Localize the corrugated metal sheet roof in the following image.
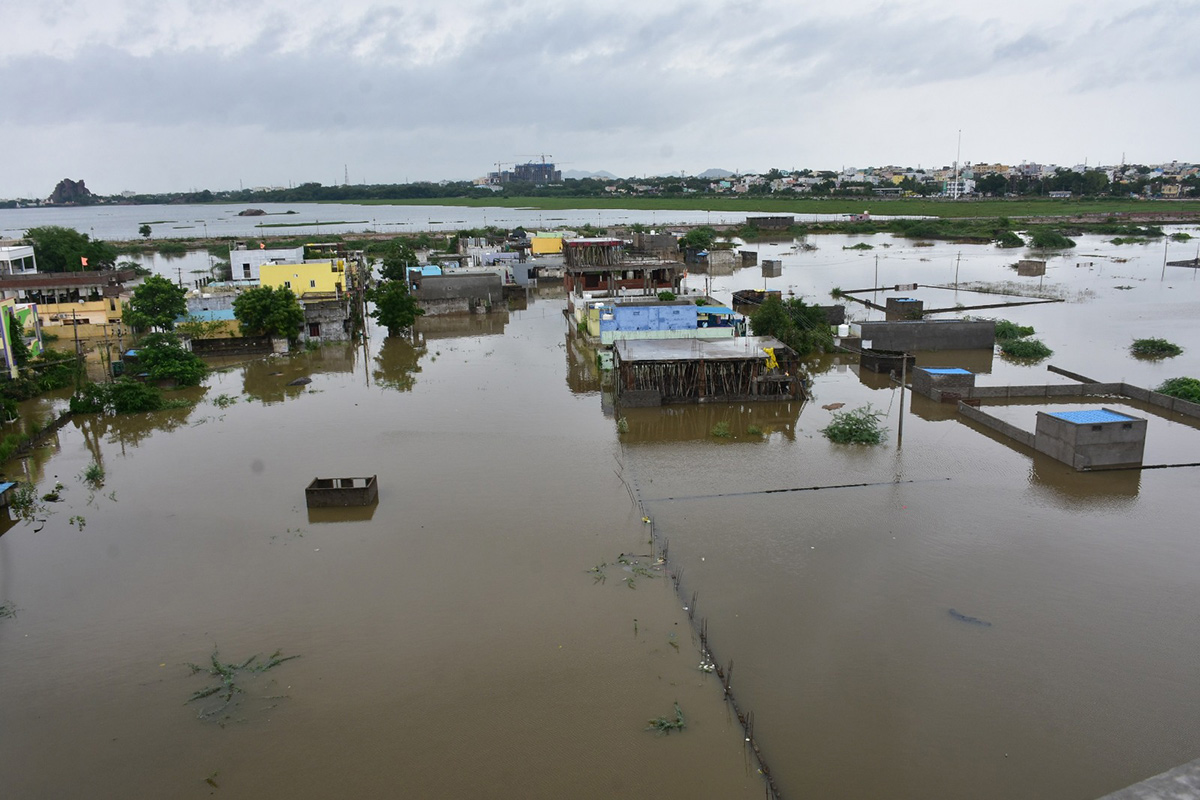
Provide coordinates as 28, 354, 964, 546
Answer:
696, 306, 734, 315
614, 336, 790, 362
1046, 409, 1136, 424
922, 367, 972, 375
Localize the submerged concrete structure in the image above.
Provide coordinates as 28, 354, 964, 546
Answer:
854, 319, 995, 351
1033, 409, 1147, 470
911, 367, 976, 397
613, 336, 802, 407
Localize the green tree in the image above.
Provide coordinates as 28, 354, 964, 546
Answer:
134, 332, 208, 386
139, 224, 152, 239
749, 295, 831, 357
377, 239, 418, 282
232, 286, 305, 338
24, 226, 119, 272
368, 281, 423, 336
678, 226, 717, 252
6, 310, 31, 367
124, 275, 187, 331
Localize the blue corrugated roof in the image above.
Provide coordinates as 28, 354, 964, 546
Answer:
923, 367, 972, 375
697, 306, 734, 315
1047, 409, 1136, 424
177, 309, 235, 322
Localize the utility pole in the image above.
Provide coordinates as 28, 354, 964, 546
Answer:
1161, 236, 1169, 281
897, 354, 907, 449
954, 251, 962, 288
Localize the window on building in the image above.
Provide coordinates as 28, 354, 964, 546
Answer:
308, 322, 321, 338
309, 280, 316, 288
284, 281, 291, 289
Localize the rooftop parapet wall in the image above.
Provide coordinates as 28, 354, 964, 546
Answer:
857, 319, 995, 351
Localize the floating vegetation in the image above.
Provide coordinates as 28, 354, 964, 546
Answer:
68, 515, 86, 531
0, 602, 17, 619
1156, 377, 1200, 404
746, 425, 764, 437
81, 461, 105, 488
710, 421, 732, 438
999, 338, 1053, 361
10, 482, 43, 521
821, 404, 886, 445
42, 481, 64, 502
587, 562, 608, 584
211, 393, 238, 408
616, 416, 629, 434
1130, 338, 1183, 359
646, 702, 686, 735
949, 608, 992, 627
843, 242, 874, 250
185, 648, 300, 722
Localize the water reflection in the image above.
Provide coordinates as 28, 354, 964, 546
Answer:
371, 336, 425, 393
241, 357, 314, 405
1028, 452, 1141, 507
306, 505, 378, 524
564, 331, 603, 395
71, 390, 205, 451
620, 400, 803, 443
412, 311, 508, 341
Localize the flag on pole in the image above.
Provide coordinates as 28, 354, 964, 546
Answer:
80, 256, 88, 267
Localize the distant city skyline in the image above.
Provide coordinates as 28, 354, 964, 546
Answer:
2, 1, 1198, 197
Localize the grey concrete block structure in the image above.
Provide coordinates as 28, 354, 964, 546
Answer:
885, 297, 924, 320
761, 260, 782, 278
912, 367, 976, 398
857, 319, 996, 351
1034, 408, 1147, 469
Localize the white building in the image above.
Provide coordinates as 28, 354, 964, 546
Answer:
228, 244, 306, 282
0, 245, 37, 275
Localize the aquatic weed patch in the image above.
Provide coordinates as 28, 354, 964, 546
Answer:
1130, 338, 1183, 359
646, 702, 686, 735
185, 648, 300, 722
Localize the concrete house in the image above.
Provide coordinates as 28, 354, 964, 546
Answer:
228, 244, 306, 282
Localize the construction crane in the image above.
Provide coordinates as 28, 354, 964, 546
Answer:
517, 153, 554, 166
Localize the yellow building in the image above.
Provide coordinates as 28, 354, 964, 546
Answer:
259, 260, 347, 296
38, 297, 123, 327
531, 233, 565, 255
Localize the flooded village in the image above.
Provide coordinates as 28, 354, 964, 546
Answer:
2, 205, 1200, 799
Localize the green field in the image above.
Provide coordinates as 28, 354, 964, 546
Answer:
344, 195, 1198, 220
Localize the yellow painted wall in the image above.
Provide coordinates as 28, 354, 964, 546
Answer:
38, 298, 123, 327
260, 260, 346, 296
531, 237, 564, 255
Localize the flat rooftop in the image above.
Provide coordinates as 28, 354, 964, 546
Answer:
614, 336, 788, 362
922, 367, 973, 375
1046, 408, 1137, 425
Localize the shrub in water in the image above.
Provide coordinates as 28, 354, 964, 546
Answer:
1156, 377, 1200, 404
1130, 338, 1183, 359
994, 319, 1035, 341
821, 405, 886, 445
999, 338, 1053, 360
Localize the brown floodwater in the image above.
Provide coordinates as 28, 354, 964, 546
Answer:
0, 301, 764, 799
3, 227, 1200, 799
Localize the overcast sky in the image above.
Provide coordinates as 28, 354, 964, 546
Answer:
2, 0, 1197, 196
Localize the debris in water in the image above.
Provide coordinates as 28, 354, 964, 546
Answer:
646, 702, 686, 735
948, 608, 992, 627
286, 377, 312, 386
822, 402, 845, 411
